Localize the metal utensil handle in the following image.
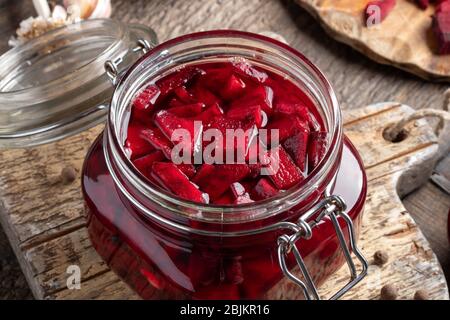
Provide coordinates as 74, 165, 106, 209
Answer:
277, 195, 368, 300
105, 39, 153, 85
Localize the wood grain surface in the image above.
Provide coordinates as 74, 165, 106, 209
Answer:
0, 102, 448, 300
294, 0, 450, 81
0, 0, 449, 298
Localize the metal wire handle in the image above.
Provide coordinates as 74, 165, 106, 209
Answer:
105, 39, 152, 85
277, 195, 368, 300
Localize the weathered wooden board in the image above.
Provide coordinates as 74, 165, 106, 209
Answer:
295, 0, 450, 81
0, 102, 448, 299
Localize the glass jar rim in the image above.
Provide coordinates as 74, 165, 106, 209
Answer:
106, 30, 343, 223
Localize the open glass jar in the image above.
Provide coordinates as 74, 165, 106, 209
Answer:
0, 19, 157, 148
82, 30, 368, 300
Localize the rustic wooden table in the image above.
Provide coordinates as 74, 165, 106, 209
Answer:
0, 0, 449, 297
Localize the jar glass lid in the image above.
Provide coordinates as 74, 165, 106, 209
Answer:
0, 18, 157, 148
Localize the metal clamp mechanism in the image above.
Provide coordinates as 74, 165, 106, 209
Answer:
277, 195, 368, 300
105, 39, 152, 85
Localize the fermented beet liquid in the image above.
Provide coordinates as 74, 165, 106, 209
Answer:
83, 54, 366, 299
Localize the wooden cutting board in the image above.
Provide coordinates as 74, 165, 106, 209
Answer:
0, 102, 448, 300
295, 0, 450, 81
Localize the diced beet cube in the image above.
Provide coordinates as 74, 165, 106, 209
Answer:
197, 65, 232, 94
176, 163, 196, 178
365, 0, 396, 26
132, 151, 165, 179
154, 110, 203, 154
225, 258, 244, 285
192, 164, 215, 182
168, 98, 184, 108
219, 74, 246, 100
151, 162, 208, 203
282, 120, 310, 173
232, 60, 268, 83
191, 84, 221, 107
213, 191, 234, 205
229, 85, 274, 115
415, 0, 429, 10
168, 102, 204, 117
188, 250, 220, 287
230, 182, 254, 204
156, 67, 204, 98
193, 164, 250, 200
193, 103, 224, 124
125, 124, 156, 160
138, 125, 173, 159
274, 103, 320, 132
308, 131, 328, 172
266, 115, 309, 143
250, 178, 279, 200
227, 105, 263, 128
133, 84, 161, 111
174, 86, 195, 103
265, 146, 303, 190
433, 11, 450, 54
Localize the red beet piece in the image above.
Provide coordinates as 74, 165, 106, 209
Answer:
176, 163, 196, 178
187, 250, 220, 287
227, 104, 263, 128
191, 83, 221, 107
230, 182, 254, 204
132, 151, 165, 179
282, 120, 310, 173
125, 124, 156, 160
133, 84, 160, 111
229, 85, 274, 115
193, 164, 250, 200
174, 86, 195, 103
138, 125, 173, 159
213, 191, 235, 205
225, 258, 244, 285
266, 115, 309, 143
415, 0, 429, 10
151, 162, 208, 203
232, 60, 268, 83
219, 74, 246, 100
154, 110, 203, 153
168, 102, 205, 117
251, 178, 279, 200
192, 164, 215, 182
308, 131, 328, 172
193, 103, 224, 123
365, 0, 396, 26
156, 67, 204, 98
274, 103, 320, 132
265, 146, 303, 190
433, 11, 450, 54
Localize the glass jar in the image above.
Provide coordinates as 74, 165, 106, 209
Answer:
0, 19, 157, 148
82, 30, 368, 300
